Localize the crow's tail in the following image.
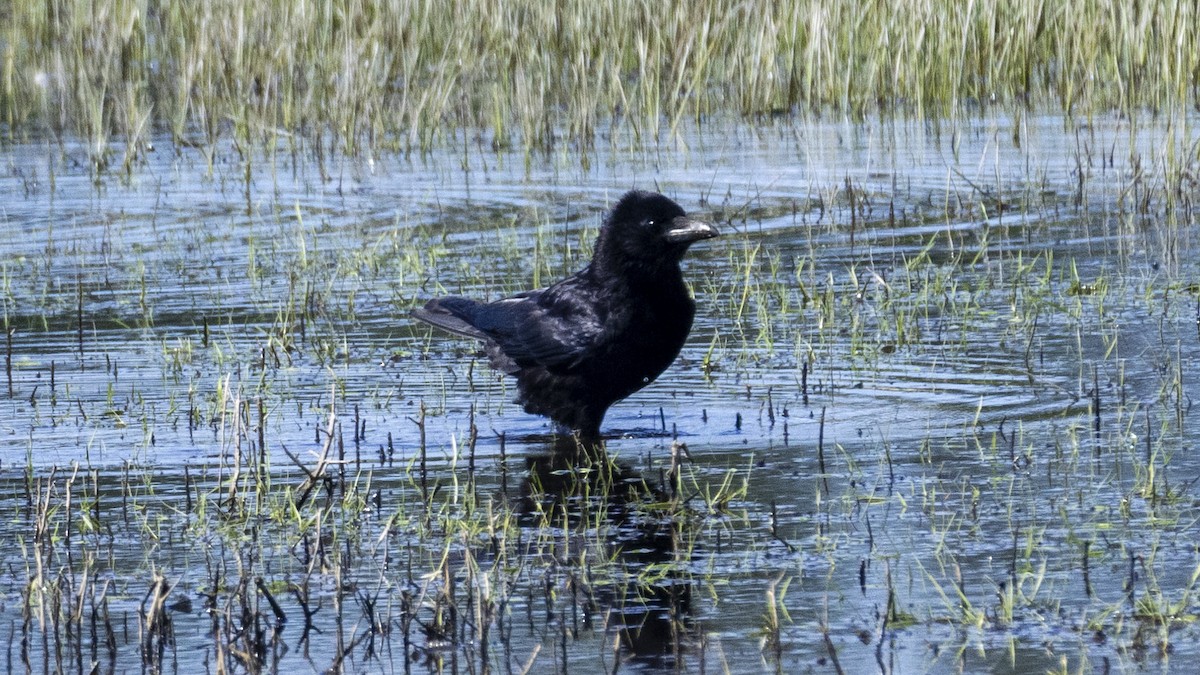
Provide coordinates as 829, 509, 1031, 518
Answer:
411, 297, 489, 340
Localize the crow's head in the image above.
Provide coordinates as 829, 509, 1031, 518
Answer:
594, 190, 718, 275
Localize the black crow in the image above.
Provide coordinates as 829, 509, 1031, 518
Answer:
412, 190, 718, 438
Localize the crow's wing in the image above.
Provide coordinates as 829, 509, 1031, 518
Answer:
471, 282, 605, 373
414, 279, 604, 374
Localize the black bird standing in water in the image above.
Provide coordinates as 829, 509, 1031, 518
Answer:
412, 190, 719, 438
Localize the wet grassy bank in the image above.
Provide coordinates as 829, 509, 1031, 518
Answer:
3, 0, 1199, 167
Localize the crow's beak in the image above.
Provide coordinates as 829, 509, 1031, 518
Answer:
664, 216, 719, 244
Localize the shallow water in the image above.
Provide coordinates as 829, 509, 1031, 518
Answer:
2, 113, 1200, 673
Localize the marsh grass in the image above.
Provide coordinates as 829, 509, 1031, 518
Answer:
3, 0, 1200, 168
2, 416, 736, 671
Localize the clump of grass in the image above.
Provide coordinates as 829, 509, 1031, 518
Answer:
3, 0, 1198, 166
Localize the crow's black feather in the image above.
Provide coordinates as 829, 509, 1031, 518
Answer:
412, 190, 718, 437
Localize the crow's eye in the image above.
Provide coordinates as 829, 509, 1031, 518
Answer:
646, 219, 656, 227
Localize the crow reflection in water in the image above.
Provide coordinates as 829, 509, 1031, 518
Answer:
517, 437, 693, 664
412, 190, 718, 438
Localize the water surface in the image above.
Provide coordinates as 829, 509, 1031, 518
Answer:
2, 114, 1199, 673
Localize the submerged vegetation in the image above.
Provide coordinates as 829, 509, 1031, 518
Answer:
3, 0, 1200, 166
